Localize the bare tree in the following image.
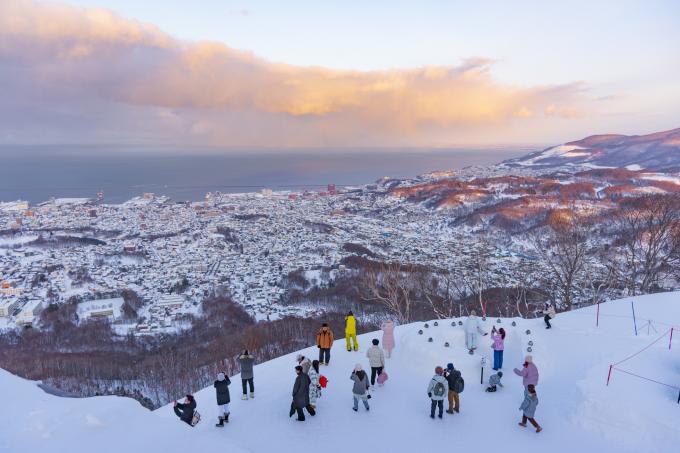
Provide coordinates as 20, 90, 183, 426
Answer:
530, 209, 591, 309
360, 262, 416, 324
613, 194, 680, 295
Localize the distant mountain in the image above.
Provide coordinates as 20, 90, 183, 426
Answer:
505, 127, 680, 171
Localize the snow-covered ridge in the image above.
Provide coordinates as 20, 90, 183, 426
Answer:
1, 292, 679, 453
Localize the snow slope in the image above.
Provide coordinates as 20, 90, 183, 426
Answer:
2, 293, 680, 453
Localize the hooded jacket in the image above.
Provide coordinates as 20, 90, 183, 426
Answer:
514, 361, 539, 387
519, 392, 539, 418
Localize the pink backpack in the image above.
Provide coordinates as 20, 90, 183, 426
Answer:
377, 371, 388, 385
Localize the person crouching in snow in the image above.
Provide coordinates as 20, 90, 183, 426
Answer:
173, 395, 197, 426
518, 384, 542, 433
381, 319, 395, 358
513, 355, 539, 394
214, 372, 231, 426
238, 350, 255, 400
485, 371, 503, 392
427, 366, 449, 419
289, 366, 316, 421
308, 360, 322, 410
465, 310, 487, 354
543, 303, 556, 329
350, 364, 370, 412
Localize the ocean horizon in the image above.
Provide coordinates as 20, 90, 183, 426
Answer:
0, 145, 529, 204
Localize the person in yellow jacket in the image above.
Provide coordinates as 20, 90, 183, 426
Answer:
345, 311, 359, 351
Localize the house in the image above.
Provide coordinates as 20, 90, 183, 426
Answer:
16, 299, 44, 326
77, 297, 124, 321
0, 299, 19, 317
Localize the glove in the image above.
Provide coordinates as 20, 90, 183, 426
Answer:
428, 392, 432, 398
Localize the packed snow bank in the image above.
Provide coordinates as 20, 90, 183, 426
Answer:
1, 293, 679, 453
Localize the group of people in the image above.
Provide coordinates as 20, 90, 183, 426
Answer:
175, 308, 551, 433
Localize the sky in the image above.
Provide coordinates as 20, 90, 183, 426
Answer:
1, 0, 679, 149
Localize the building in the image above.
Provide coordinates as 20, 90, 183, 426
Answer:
0, 299, 19, 317
156, 294, 185, 309
261, 188, 273, 197
327, 184, 337, 195
16, 299, 44, 326
77, 297, 123, 321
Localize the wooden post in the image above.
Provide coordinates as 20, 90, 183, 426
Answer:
631, 301, 638, 336
596, 301, 600, 327
606, 365, 613, 386
670, 327, 674, 350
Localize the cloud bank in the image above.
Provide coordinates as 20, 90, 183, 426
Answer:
0, 0, 589, 147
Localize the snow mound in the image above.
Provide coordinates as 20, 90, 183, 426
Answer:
1, 293, 679, 453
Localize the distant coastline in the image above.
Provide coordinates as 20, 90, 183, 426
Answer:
0, 146, 527, 204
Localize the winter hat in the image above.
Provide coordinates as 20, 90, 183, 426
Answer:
470, 310, 477, 316
446, 363, 454, 370
295, 365, 303, 372
372, 339, 379, 345
296, 354, 303, 362
435, 366, 444, 375
217, 372, 226, 381
354, 364, 363, 372
525, 355, 533, 363
497, 371, 503, 378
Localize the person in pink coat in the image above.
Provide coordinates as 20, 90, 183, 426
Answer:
381, 320, 395, 358
513, 355, 539, 393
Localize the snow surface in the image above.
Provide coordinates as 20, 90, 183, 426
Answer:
1, 293, 680, 453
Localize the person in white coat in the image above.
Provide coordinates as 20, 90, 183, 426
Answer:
464, 310, 487, 354
366, 339, 386, 386
308, 360, 322, 409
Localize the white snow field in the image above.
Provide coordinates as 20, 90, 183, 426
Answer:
1, 292, 679, 453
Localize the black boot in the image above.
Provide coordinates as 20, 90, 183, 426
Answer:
215, 416, 224, 427
224, 412, 229, 423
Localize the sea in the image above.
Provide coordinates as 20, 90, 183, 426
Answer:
0, 145, 528, 204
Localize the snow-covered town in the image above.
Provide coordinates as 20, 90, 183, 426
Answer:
0, 176, 534, 335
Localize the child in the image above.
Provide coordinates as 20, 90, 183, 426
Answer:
485, 371, 503, 392
214, 372, 231, 427
518, 384, 542, 433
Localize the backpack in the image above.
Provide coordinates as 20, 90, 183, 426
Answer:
454, 375, 465, 393
191, 411, 201, 427
319, 375, 328, 389
432, 379, 446, 397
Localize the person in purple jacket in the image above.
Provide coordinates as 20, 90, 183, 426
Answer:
513, 355, 539, 394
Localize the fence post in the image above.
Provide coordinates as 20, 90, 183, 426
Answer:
606, 364, 613, 386
670, 327, 674, 350
677, 389, 679, 404
596, 301, 600, 327
631, 301, 638, 336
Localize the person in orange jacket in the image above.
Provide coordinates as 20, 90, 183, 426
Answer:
316, 323, 334, 365
345, 311, 358, 352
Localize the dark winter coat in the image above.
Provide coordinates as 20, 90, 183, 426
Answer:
214, 377, 231, 405
239, 355, 255, 380
174, 399, 196, 425
292, 373, 311, 409
445, 369, 464, 393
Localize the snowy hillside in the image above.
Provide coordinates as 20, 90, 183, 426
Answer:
2, 293, 679, 453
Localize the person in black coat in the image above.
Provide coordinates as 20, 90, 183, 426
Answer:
289, 365, 316, 421
214, 372, 231, 427
173, 395, 197, 426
